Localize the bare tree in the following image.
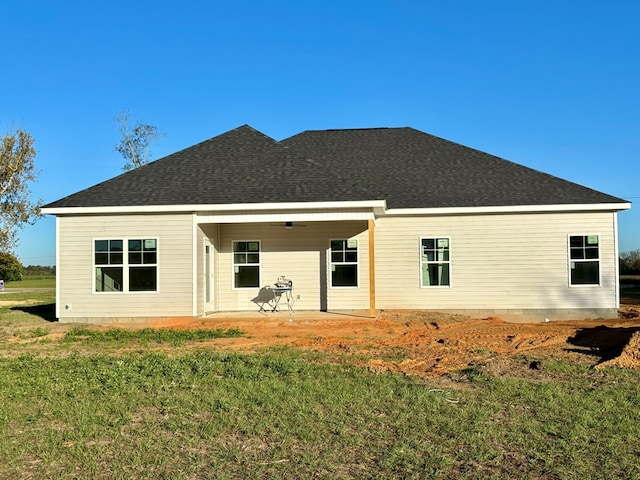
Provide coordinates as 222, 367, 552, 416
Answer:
113, 110, 164, 171
0, 128, 42, 252
620, 250, 640, 275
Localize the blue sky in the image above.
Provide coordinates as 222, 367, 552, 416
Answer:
2, 0, 638, 266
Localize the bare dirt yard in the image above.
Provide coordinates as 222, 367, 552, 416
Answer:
4, 289, 639, 379
107, 297, 640, 379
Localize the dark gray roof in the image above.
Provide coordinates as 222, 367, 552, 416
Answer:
282, 127, 625, 208
44, 125, 626, 210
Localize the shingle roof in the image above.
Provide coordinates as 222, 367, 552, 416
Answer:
44, 124, 625, 210
282, 127, 625, 208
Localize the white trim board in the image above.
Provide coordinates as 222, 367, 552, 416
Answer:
42, 200, 387, 216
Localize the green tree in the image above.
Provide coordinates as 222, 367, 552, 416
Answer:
0, 128, 42, 252
113, 110, 164, 171
0, 252, 23, 281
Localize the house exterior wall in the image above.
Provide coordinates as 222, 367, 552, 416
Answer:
56, 214, 195, 323
52, 209, 620, 323
214, 221, 369, 311
374, 211, 618, 317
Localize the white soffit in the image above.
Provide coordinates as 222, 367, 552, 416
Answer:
197, 211, 374, 223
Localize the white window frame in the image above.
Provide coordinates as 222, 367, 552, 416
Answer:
232, 240, 261, 289
93, 238, 159, 294
329, 238, 359, 288
568, 234, 601, 287
420, 237, 451, 288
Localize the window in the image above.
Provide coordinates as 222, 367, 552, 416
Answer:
421, 237, 450, 287
94, 238, 157, 293
128, 239, 157, 291
95, 240, 123, 292
569, 235, 599, 285
330, 239, 358, 287
233, 241, 260, 288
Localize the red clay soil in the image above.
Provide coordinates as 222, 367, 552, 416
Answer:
121, 299, 640, 378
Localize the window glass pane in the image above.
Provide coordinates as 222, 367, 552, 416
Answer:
438, 249, 450, 261
234, 242, 247, 252
95, 240, 108, 252
332, 265, 357, 287
569, 236, 584, 248
234, 253, 246, 264
248, 242, 259, 252
585, 247, 599, 259
345, 240, 358, 251
95, 267, 123, 292
144, 239, 157, 250
423, 239, 435, 251
130, 267, 157, 291
330, 240, 343, 251
345, 251, 357, 263
129, 252, 142, 264
110, 253, 123, 265
143, 252, 157, 264
571, 261, 599, 285
570, 247, 585, 260
331, 252, 343, 263
426, 263, 450, 286
422, 263, 431, 286
95, 253, 109, 265
246, 253, 260, 264
423, 264, 450, 287
110, 240, 123, 251
235, 265, 259, 288
128, 239, 142, 252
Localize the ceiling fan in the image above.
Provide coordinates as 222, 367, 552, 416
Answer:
269, 221, 307, 229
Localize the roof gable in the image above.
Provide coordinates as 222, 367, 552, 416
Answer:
44, 125, 371, 209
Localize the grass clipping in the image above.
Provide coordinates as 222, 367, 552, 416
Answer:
596, 331, 640, 370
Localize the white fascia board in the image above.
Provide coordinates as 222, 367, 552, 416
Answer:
385, 203, 632, 216
42, 200, 388, 216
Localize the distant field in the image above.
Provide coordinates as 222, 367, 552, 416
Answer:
3, 276, 55, 289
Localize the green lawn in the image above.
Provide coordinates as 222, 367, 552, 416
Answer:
1, 291, 639, 479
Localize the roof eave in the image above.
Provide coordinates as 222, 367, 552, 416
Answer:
384, 202, 632, 216
41, 200, 388, 216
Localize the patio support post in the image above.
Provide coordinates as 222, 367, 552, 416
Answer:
368, 219, 376, 317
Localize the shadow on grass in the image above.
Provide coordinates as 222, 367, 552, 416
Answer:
567, 325, 640, 361
11, 303, 57, 323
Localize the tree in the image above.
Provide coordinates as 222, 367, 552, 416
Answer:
0, 252, 23, 281
620, 250, 640, 275
0, 128, 42, 252
113, 110, 164, 171
23, 264, 55, 277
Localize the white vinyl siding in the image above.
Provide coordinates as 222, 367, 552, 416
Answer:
57, 214, 194, 320
375, 212, 618, 310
